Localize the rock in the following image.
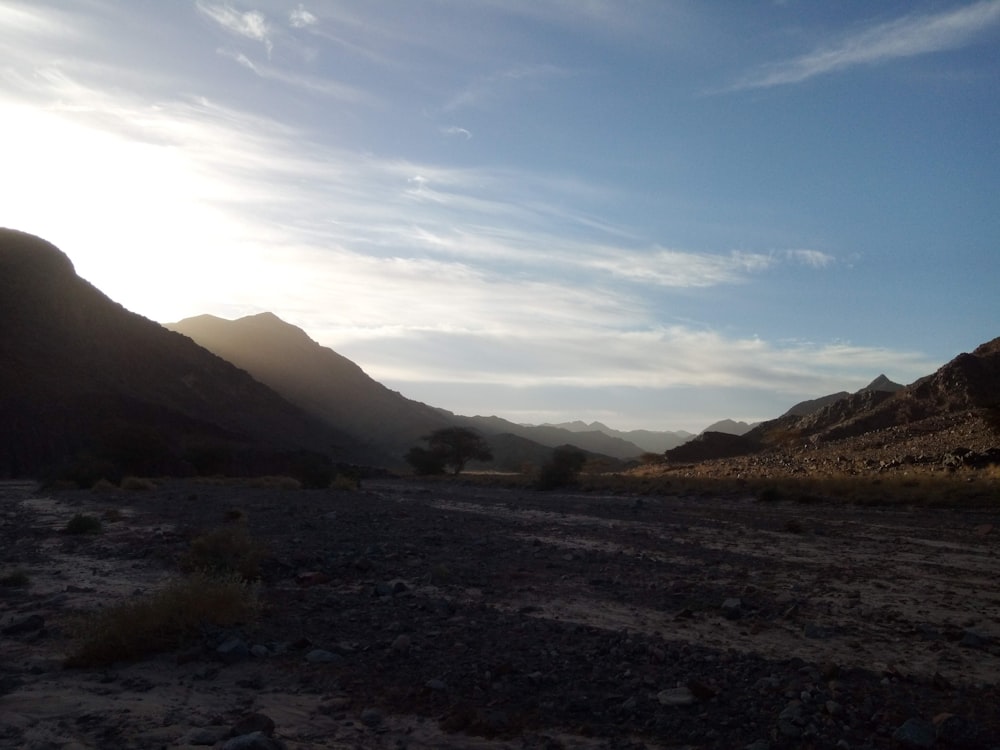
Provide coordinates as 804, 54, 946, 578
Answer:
360, 708, 383, 727
230, 713, 275, 737
222, 732, 285, 750
892, 718, 936, 749
2, 613, 44, 635
187, 727, 229, 746
425, 678, 447, 691
721, 597, 742, 619
657, 686, 696, 706
305, 649, 343, 664
295, 571, 329, 587
934, 712, 981, 745
216, 637, 251, 664
390, 634, 411, 654
960, 630, 990, 649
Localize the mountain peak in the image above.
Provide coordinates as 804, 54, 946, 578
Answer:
860, 374, 903, 393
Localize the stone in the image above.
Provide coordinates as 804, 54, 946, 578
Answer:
892, 718, 935, 749
187, 727, 229, 746
2, 614, 44, 635
721, 598, 742, 620
216, 637, 250, 664
390, 634, 411, 654
360, 708, 383, 727
305, 649, 343, 664
425, 678, 447, 691
230, 713, 275, 737
222, 732, 285, 750
657, 686, 696, 706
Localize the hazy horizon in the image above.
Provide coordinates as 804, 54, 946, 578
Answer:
2, 2, 998, 432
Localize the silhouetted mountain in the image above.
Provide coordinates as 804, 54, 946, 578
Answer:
544, 420, 693, 453
166, 313, 453, 462
700, 419, 756, 436
0, 229, 367, 480
168, 313, 626, 469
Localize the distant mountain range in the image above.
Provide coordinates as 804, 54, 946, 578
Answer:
8, 228, 987, 481
167, 314, 654, 465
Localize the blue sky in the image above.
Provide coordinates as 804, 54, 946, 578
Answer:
1, 1, 997, 431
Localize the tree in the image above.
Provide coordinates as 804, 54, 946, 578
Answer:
407, 427, 493, 475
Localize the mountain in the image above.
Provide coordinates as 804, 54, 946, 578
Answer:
170, 313, 638, 464
544, 420, 693, 453
664, 344, 999, 464
700, 419, 756, 436
0, 229, 367, 480
456, 415, 645, 459
166, 313, 453, 462
782, 374, 904, 417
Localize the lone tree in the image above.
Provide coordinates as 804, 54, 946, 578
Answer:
406, 427, 493, 475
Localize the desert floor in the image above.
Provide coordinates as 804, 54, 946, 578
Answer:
2, 477, 1000, 749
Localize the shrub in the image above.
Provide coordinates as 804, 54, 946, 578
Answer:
536, 445, 588, 490
91, 478, 119, 493
64, 571, 258, 668
181, 523, 266, 581
0, 569, 29, 587
332, 472, 360, 491
120, 476, 155, 491
65, 513, 103, 535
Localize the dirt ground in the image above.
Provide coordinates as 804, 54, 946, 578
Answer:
2, 477, 1000, 749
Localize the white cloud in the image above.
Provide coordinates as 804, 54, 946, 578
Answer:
730, 0, 1000, 90
442, 125, 472, 139
289, 4, 317, 29
785, 249, 834, 268
196, 1, 274, 56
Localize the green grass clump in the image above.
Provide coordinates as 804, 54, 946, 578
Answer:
65, 572, 258, 668
65, 513, 103, 535
0, 569, 30, 587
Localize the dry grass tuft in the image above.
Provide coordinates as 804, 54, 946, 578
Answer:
248, 475, 303, 490
64, 572, 258, 668
91, 478, 118, 493
181, 522, 267, 581
120, 476, 156, 491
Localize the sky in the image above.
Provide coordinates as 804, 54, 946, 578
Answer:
1, 1, 998, 432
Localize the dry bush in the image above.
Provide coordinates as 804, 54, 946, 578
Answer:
90, 478, 118, 493
120, 476, 156, 491
65, 572, 258, 668
331, 473, 360, 491
102, 508, 124, 522
181, 522, 267, 581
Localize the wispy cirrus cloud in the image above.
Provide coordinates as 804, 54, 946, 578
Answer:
289, 4, 317, 29
196, 1, 274, 56
216, 48, 377, 103
728, 0, 1000, 90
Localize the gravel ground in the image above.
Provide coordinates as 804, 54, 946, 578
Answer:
2, 477, 1000, 749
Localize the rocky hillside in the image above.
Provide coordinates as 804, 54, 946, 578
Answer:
664, 341, 1000, 472
0, 229, 369, 480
